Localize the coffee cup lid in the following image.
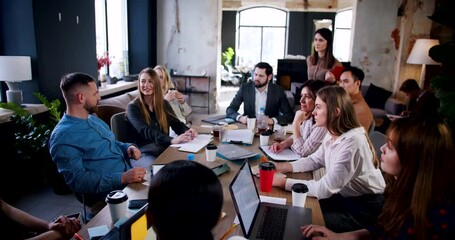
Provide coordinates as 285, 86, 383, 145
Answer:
291, 183, 308, 193
106, 190, 128, 204
260, 131, 271, 136
206, 143, 217, 150
259, 162, 275, 170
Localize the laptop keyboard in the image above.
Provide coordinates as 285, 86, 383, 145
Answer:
256, 206, 288, 240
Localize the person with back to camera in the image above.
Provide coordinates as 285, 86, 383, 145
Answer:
269, 80, 327, 157
226, 62, 294, 125
146, 160, 223, 240
153, 65, 192, 124
0, 197, 81, 240
272, 85, 386, 233
301, 117, 455, 239
49, 72, 147, 218
126, 67, 198, 157
307, 28, 342, 84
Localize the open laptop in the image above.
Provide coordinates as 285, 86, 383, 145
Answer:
229, 161, 312, 240
100, 203, 154, 240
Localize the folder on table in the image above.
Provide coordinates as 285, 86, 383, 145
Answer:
216, 144, 259, 161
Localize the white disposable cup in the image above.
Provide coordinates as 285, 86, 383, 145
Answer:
106, 190, 128, 223
247, 117, 256, 130
291, 183, 308, 208
259, 134, 270, 146
205, 144, 217, 162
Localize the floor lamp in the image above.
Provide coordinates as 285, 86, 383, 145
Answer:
0, 56, 32, 106
406, 39, 440, 88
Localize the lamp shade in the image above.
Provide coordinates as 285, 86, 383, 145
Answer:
406, 39, 440, 65
0, 56, 32, 82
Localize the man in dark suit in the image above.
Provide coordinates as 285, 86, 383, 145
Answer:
399, 79, 440, 118
226, 62, 294, 125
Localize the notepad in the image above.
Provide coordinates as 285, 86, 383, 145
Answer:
259, 146, 300, 161
222, 129, 255, 145
170, 134, 212, 153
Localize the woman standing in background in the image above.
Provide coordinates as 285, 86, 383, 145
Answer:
307, 28, 342, 83
154, 65, 192, 124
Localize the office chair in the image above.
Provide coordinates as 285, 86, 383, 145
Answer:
368, 120, 376, 136
370, 130, 386, 158
110, 111, 134, 142
110, 111, 156, 168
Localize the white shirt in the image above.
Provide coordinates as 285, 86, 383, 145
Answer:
285, 127, 385, 199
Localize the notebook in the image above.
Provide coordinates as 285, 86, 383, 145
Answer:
100, 204, 154, 240
222, 129, 255, 145
229, 161, 312, 240
259, 146, 300, 162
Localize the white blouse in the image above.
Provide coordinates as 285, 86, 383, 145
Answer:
285, 127, 385, 199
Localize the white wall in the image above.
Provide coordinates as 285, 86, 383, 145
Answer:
157, 0, 222, 113
351, 0, 399, 90
351, 0, 435, 98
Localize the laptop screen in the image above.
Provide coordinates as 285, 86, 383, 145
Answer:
230, 161, 261, 236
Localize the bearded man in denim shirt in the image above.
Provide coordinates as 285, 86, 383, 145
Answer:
49, 72, 147, 217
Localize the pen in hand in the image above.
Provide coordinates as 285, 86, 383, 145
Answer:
219, 223, 238, 240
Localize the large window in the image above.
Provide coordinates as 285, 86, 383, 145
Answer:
236, 7, 288, 73
95, 0, 129, 78
333, 9, 353, 62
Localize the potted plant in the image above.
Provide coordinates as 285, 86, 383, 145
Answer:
0, 93, 71, 194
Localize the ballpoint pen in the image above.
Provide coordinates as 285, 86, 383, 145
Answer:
73, 233, 83, 240
219, 223, 238, 240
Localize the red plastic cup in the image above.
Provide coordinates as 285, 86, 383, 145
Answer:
259, 162, 276, 192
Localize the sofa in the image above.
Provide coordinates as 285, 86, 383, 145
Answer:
97, 90, 139, 127
97, 90, 193, 127
360, 84, 406, 121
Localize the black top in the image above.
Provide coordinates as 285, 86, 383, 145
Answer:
127, 99, 189, 156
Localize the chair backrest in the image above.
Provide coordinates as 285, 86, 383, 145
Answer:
96, 105, 126, 128
110, 111, 135, 143
370, 130, 386, 158
368, 119, 376, 136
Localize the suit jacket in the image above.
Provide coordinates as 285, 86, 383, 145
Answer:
226, 81, 294, 124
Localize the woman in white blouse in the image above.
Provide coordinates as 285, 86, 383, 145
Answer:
154, 65, 192, 124
273, 85, 385, 233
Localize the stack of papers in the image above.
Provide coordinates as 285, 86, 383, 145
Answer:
217, 144, 259, 161
170, 134, 212, 153
222, 129, 255, 145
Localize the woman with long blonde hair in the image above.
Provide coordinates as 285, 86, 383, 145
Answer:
273, 85, 385, 232
154, 65, 192, 124
127, 67, 197, 157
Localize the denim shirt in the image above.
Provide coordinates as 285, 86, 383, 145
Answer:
49, 113, 131, 194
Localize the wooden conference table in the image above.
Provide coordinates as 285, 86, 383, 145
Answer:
77, 125, 324, 239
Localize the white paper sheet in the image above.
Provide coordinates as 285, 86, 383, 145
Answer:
170, 134, 212, 153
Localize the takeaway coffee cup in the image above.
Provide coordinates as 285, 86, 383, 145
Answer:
260, 131, 271, 146
291, 183, 308, 208
106, 190, 128, 223
247, 117, 256, 130
259, 162, 275, 192
205, 143, 217, 162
